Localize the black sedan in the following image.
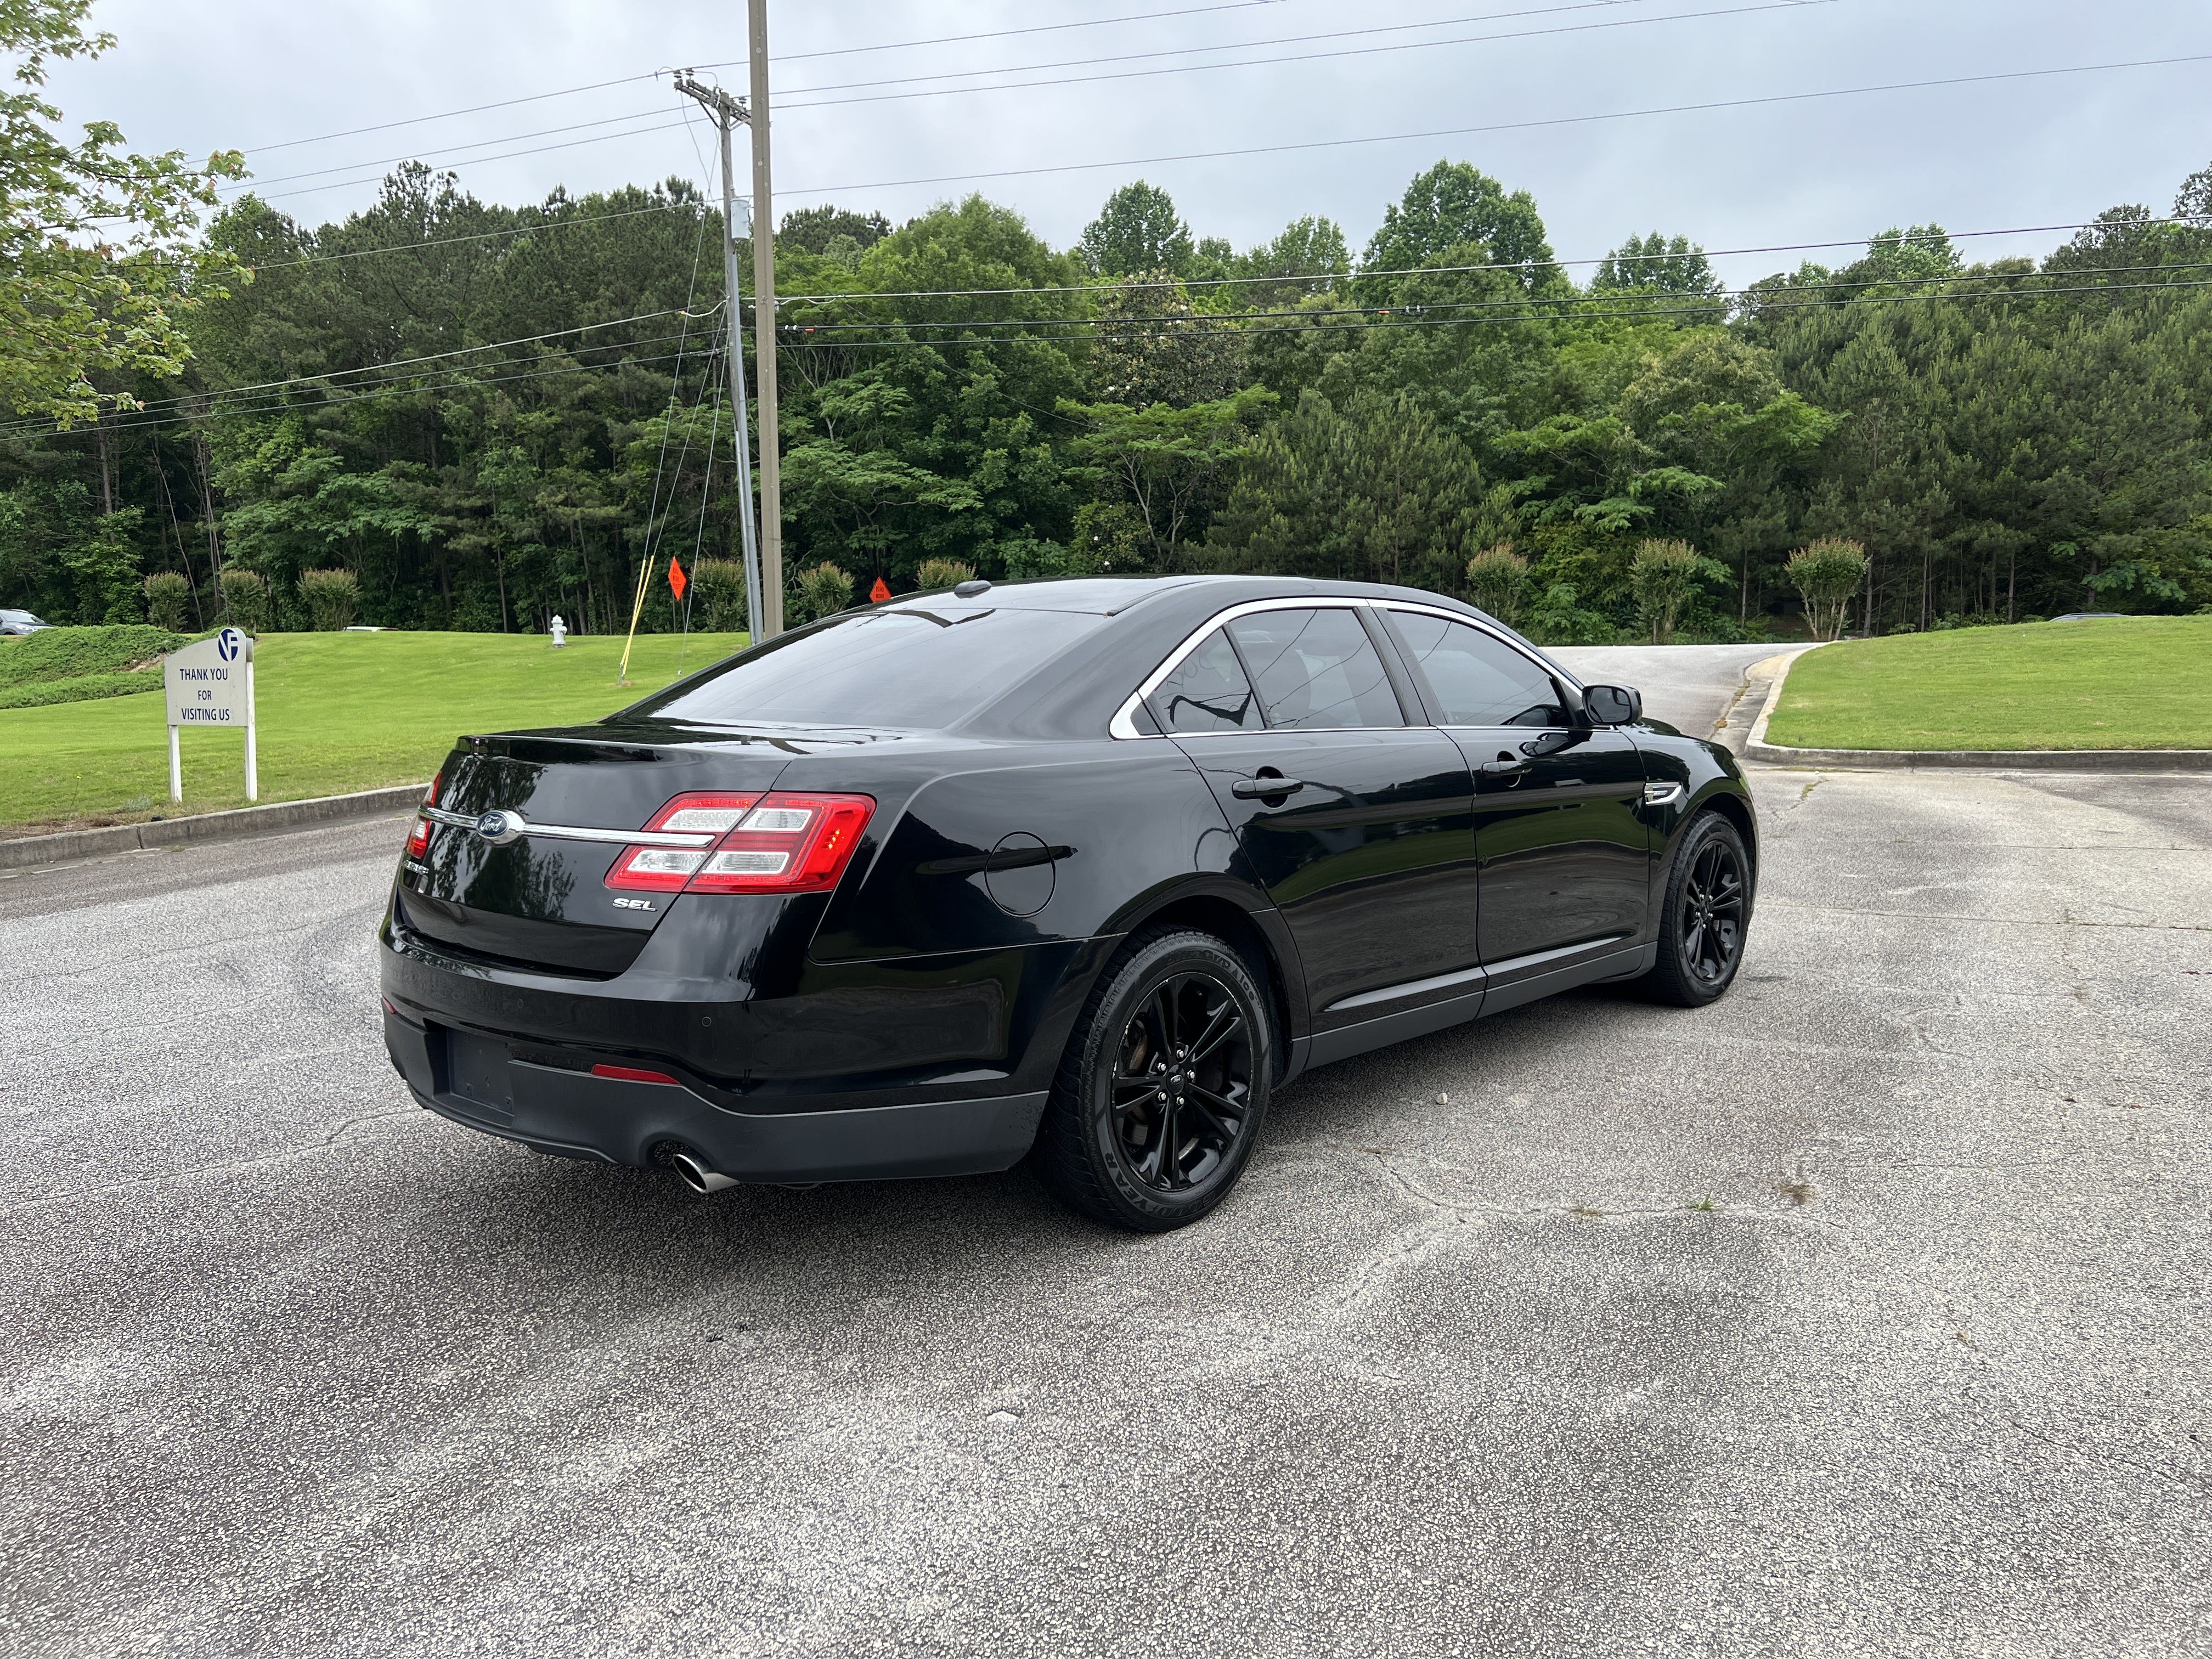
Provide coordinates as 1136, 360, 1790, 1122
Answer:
380, 576, 1757, 1230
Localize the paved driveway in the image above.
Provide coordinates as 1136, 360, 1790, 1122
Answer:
3, 720, 2207, 1655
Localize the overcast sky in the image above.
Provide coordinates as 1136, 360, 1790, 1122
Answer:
41, 0, 2212, 286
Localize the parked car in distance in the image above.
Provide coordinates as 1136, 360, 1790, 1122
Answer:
381, 575, 1758, 1231
0, 609, 50, 635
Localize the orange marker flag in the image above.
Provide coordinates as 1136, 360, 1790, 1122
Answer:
870, 575, 891, 603
667, 556, 689, 602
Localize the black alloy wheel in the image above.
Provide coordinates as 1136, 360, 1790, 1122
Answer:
1641, 811, 1753, 1006
1036, 927, 1272, 1230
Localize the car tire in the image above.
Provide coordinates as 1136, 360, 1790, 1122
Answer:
1639, 810, 1754, 1007
1034, 926, 1273, 1232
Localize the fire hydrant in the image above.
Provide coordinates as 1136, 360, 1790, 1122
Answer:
549, 613, 568, 648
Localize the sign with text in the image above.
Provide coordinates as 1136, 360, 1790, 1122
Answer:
161, 628, 258, 804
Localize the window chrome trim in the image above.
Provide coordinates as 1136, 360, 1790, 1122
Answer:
1374, 601, 1588, 697
1108, 596, 1577, 740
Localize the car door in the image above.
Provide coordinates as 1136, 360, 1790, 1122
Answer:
1378, 607, 1650, 981
1149, 603, 1481, 1022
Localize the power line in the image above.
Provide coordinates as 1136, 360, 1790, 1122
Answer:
763, 259, 2212, 334
777, 220, 2201, 304
13, 232, 2194, 440
731, 0, 1734, 102
25, 268, 2204, 445
773, 52, 2212, 204
772, 0, 1839, 113
219, 0, 1806, 204
236, 0, 1314, 156
768, 273, 2212, 349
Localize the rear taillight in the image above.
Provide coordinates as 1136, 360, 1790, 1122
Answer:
604, 793, 760, 891
605, 791, 875, 896
404, 770, 442, 859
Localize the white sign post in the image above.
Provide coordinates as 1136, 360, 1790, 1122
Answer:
162, 628, 257, 804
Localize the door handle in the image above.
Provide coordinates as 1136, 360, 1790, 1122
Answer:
1232, 775, 1308, 799
1478, 754, 1528, 777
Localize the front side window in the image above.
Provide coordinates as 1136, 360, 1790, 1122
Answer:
1148, 630, 1260, 732
1386, 611, 1568, 728
1224, 608, 1404, 730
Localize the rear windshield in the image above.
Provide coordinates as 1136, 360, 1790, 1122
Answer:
625, 606, 1108, 730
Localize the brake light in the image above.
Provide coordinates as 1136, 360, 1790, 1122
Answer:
404, 770, 442, 859
605, 791, 875, 895
605, 793, 760, 891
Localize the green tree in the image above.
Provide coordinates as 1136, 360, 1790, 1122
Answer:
1359, 161, 1557, 297
2, 0, 245, 427
1465, 543, 1530, 625
779, 205, 890, 255
1064, 386, 1274, 571
1592, 233, 1723, 300
1079, 181, 1194, 278
1786, 538, 1869, 640
1092, 271, 1248, 407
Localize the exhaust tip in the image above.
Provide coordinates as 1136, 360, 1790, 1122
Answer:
669, 1150, 738, 1195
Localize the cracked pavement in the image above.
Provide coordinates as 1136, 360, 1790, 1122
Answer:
2, 649, 2207, 1657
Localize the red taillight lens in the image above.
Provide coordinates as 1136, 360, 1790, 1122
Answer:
605, 792, 761, 891
591, 1063, 681, 1085
404, 769, 442, 858
605, 791, 875, 896
689, 794, 876, 893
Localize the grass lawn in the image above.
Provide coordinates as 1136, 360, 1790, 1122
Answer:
0, 630, 747, 834
1768, 616, 2212, 751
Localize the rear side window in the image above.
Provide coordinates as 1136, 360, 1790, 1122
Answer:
1149, 630, 1260, 732
1225, 608, 1404, 730
633, 606, 1107, 730
1386, 611, 1568, 727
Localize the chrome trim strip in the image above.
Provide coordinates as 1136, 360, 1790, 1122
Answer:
417, 804, 714, 849
1642, 782, 1688, 808
1481, 933, 1633, 981
1326, 962, 1489, 1014
1108, 594, 1582, 740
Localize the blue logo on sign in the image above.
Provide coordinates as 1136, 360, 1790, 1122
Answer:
217, 628, 244, 661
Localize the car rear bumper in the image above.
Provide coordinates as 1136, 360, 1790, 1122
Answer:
382, 1005, 1048, 1182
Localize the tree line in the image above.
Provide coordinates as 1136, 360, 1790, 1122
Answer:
5, 148, 2210, 642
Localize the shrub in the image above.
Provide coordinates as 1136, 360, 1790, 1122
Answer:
1786, 538, 1870, 642
1464, 543, 1531, 627
298, 567, 360, 631
217, 568, 271, 634
1524, 581, 1622, 646
914, 557, 976, 592
1630, 539, 1702, 644
690, 558, 750, 633
793, 562, 853, 624
144, 571, 191, 631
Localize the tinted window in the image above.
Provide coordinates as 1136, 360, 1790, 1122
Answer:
635, 606, 1106, 730
1149, 630, 1260, 732
1226, 608, 1404, 730
1387, 611, 1568, 727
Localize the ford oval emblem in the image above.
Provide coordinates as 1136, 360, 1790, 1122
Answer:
475, 810, 519, 845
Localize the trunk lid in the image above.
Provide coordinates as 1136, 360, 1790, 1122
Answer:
397, 727, 794, 975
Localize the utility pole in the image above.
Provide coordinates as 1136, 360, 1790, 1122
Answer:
747, 0, 784, 639
673, 71, 766, 642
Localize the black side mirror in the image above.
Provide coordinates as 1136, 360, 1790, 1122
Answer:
1583, 684, 1642, 725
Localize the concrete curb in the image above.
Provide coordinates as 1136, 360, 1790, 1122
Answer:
0, 782, 430, 871
1742, 648, 2212, 772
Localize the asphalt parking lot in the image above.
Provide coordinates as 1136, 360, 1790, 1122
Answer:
3, 649, 2207, 1658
